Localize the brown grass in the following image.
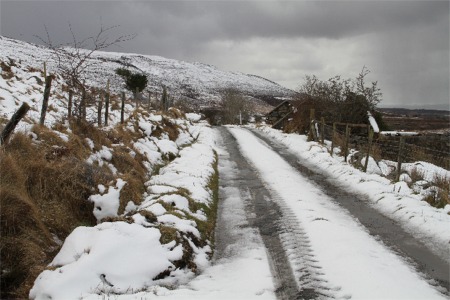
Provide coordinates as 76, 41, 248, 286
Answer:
151, 117, 180, 141
1, 60, 15, 79
0, 128, 113, 298
158, 225, 179, 245
0, 108, 213, 296
138, 210, 157, 223
409, 167, 425, 184
370, 143, 383, 161
70, 120, 112, 151
200, 151, 219, 246
424, 175, 450, 209
330, 130, 346, 155
118, 173, 146, 215
167, 108, 185, 119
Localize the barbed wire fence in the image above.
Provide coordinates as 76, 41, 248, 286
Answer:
311, 118, 450, 181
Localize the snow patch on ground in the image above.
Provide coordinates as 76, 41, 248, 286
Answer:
30, 222, 182, 299
89, 179, 126, 222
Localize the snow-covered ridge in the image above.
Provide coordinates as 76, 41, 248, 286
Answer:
0, 36, 294, 105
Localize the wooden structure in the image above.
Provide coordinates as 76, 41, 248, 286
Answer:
265, 101, 294, 130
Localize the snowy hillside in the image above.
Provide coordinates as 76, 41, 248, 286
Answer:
0, 37, 223, 298
0, 36, 294, 106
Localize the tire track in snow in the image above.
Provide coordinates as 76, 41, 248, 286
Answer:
271, 194, 337, 299
217, 127, 333, 299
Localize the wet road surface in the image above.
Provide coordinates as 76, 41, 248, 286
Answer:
214, 126, 449, 299
250, 128, 449, 294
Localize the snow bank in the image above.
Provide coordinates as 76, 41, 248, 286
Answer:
30, 222, 183, 299
29, 120, 218, 298
145, 135, 216, 205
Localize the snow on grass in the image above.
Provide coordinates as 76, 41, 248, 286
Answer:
186, 113, 202, 122
30, 124, 219, 299
145, 142, 216, 205
122, 248, 276, 300
89, 179, 126, 222
86, 145, 117, 174
255, 125, 450, 262
30, 222, 183, 299
230, 127, 446, 299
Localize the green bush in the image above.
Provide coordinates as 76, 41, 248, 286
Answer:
115, 68, 148, 96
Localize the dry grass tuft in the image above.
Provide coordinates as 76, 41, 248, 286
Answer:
424, 175, 450, 209
70, 120, 111, 150
1, 60, 15, 79
0, 132, 104, 298
409, 167, 425, 185
158, 225, 179, 245
167, 108, 185, 119
118, 173, 146, 215
151, 117, 180, 141
162, 117, 181, 141
138, 210, 158, 223
100, 216, 134, 224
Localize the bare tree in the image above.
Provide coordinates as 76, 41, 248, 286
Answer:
220, 89, 252, 125
298, 67, 383, 125
36, 23, 135, 92
355, 66, 382, 109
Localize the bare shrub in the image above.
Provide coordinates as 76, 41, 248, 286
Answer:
409, 167, 425, 183
425, 175, 450, 209
220, 89, 252, 125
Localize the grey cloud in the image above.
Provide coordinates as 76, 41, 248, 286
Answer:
0, 0, 448, 108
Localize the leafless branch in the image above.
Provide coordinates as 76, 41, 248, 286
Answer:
35, 23, 136, 92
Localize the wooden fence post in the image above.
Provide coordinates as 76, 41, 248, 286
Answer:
39, 75, 53, 125
97, 93, 103, 127
309, 108, 316, 141
121, 91, 125, 124
364, 127, 374, 172
320, 117, 325, 144
396, 136, 405, 182
161, 87, 168, 112
330, 122, 336, 156
105, 89, 109, 126
344, 124, 350, 162
1, 103, 30, 145
148, 91, 152, 110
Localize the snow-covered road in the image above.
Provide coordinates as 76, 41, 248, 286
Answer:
226, 126, 448, 299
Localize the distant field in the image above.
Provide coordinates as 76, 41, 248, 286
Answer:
379, 108, 450, 132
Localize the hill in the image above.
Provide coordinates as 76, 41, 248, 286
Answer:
0, 36, 294, 109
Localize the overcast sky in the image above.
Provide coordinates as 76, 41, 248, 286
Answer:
1, 0, 449, 109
